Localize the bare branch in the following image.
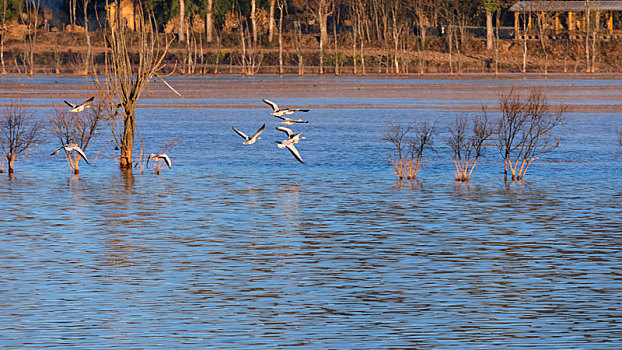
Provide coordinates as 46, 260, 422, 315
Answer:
0, 100, 44, 173
495, 89, 565, 182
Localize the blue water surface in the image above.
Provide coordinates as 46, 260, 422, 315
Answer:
0, 75, 620, 349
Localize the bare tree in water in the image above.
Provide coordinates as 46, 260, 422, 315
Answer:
49, 102, 103, 174
496, 89, 565, 182
447, 114, 493, 182
95, 2, 172, 171
383, 119, 437, 180
0, 101, 44, 174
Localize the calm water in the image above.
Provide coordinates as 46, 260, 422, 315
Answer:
0, 75, 621, 349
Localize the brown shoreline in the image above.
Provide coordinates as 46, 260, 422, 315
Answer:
1, 73, 621, 113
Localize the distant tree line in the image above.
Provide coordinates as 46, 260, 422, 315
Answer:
3, 0, 622, 75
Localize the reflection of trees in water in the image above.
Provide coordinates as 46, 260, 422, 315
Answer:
120, 169, 134, 192
393, 178, 422, 191
274, 184, 302, 220
101, 236, 137, 268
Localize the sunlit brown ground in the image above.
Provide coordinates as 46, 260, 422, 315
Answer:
2, 73, 622, 113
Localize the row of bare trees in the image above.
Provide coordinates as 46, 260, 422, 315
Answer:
0, 100, 101, 174
2, 0, 619, 77
385, 89, 567, 183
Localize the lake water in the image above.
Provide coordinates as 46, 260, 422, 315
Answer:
0, 75, 621, 349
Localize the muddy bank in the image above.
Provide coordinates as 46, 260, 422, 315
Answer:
1, 73, 621, 113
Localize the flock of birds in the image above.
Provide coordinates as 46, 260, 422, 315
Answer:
232, 99, 310, 164
50, 97, 310, 171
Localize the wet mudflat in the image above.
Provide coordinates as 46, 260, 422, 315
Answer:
0, 74, 620, 349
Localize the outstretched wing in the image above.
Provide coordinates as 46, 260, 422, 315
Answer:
147, 153, 157, 168
64, 100, 76, 108
50, 146, 64, 156
232, 127, 250, 141
73, 145, 90, 164
159, 154, 172, 169
251, 124, 266, 140
80, 96, 95, 106
276, 126, 294, 138
273, 115, 289, 121
262, 99, 279, 112
294, 109, 310, 112
292, 131, 304, 141
286, 144, 304, 164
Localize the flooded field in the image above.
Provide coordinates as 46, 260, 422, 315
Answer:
0, 74, 621, 348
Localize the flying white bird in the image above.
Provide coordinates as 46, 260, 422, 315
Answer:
262, 99, 310, 118
147, 153, 172, 169
64, 96, 95, 113
276, 138, 304, 164
274, 115, 309, 126
276, 126, 306, 143
232, 124, 266, 145
50, 143, 89, 164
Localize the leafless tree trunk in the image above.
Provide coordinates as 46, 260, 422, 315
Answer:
214, 34, 222, 74
278, 0, 284, 75
0, 101, 43, 174
447, 24, 454, 74
82, 0, 91, 75
183, 24, 196, 75
352, 0, 366, 75
1, 0, 6, 75
238, 10, 263, 76
70, 0, 76, 31
318, 0, 332, 47
301, 0, 333, 75
390, 0, 401, 74
24, 0, 41, 76
359, 3, 366, 75
294, 21, 304, 76
198, 29, 204, 74
521, 10, 528, 73
486, 8, 493, 50
319, 25, 324, 74
53, 35, 62, 74
206, 0, 213, 42
494, 6, 500, 75
268, 0, 276, 43
179, 0, 185, 42
251, 0, 257, 44
411, 0, 427, 51
535, 8, 549, 75
239, 18, 248, 74
585, 0, 590, 72
96, 4, 172, 171
586, 6, 600, 73
352, 12, 357, 74
332, 1, 339, 75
